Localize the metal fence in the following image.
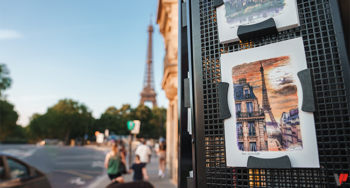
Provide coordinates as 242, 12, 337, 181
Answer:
184, 0, 350, 187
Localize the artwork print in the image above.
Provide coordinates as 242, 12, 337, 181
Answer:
224, 0, 286, 26
232, 56, 302, 153
221, 38, 319, 168
216, 0, 299, 43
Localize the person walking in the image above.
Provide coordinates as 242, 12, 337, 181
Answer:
128, 155, 149, 181
135, 140, 152, 166
136, 138, 144, 149
119, 144, 127, 158
104, 142, 126, 183
156, 138, 166, 178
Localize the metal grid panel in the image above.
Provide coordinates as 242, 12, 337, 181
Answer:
194, 0, 350, 187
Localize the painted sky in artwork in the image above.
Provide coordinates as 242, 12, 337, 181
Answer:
223, 0, 286, 25
231, 56, 298, 121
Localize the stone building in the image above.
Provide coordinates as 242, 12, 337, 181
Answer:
234, 78, 268, 151
156, 0, 178, 185
280, 108, 302, 150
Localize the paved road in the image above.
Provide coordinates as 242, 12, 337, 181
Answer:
0, 144, 106, 188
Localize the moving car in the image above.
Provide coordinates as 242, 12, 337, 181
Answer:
0, 153, 52, 188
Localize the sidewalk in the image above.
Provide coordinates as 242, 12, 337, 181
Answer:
86, 145, 176, 188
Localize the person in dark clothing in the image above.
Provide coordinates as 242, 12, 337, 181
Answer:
119, 144, 127, 158
106, 181, 153, 188
128, 155, 149, 181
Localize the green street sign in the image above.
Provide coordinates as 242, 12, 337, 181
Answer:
127, 120, 135, 131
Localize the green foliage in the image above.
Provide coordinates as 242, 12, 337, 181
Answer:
0, 64, 12, 97
2, 125, 27, 143
0, 100, 19, 142
92, 105, 130, 136
0, 63, 166, 143
93, 104, 166, 139
146, 106, 166, 138
27, 99, 93, 144
26, 101, 167, 143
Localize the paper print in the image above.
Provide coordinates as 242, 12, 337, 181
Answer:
217, 0, 299, 43
232, 56, 303, 153
224, 0, 287, 26
221, 38, 319, 168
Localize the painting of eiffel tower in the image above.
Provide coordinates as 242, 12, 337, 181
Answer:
140, 23, 157, 107
231, 56, 303, 152
260, 61, 277, 125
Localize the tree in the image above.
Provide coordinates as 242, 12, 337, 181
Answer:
0, 100, 19, 142
132, 104, 166, 138
93, 105, 132, 136
0, 64, 27, 143
94, 106, 126, 135
134, 104, 153, 138
93, 104, 167, 139
0, 64, 12, 97
27, 99, 92, 144
26, 113, 46, 142
149, 107, 167, 138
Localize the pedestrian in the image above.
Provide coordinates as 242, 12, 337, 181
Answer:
135, 140, 152, 166
104, 142, 126, 183
146, 140, 152, 163
154, 142, 159, 152
106, 181, 154, 188
120, 144, 127, 158
156, 138, 166, 178
128, 155, 149, 181
136, 138, 144, 149
118, 139, 123, 146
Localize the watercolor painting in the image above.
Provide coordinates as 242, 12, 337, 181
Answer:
224, 0, 286, 25
222, 38, 319, 168
217, 0, 299, 43
231, 56, 303, 152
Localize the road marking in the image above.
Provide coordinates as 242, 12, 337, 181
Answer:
55, 170, 93, 179
91, 161, 104, 168
70, 177, 86, 185
75, 170, 102, 175
1, 149, 37, 158
86, 174, 109, 188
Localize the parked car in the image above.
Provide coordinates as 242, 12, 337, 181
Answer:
0, 153, 52, 188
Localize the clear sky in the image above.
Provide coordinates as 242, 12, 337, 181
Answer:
0, 0, 168, 126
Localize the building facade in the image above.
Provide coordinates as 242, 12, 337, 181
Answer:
234, 78, 268, 151
156, 0, 178, 185
280, 108, 302, 150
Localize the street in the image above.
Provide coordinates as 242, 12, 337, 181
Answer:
0, 144, 176, 188
1, 144, 106, 188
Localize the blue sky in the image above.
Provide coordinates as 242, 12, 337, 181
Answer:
0, 0, 168, 126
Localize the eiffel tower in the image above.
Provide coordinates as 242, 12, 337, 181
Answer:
260, 61, 276, 123
140, 23, 157, 107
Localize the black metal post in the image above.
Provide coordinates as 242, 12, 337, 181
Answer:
178, 0, 193, 187
128, 132, 132, 168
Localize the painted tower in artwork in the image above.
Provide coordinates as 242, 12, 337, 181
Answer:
140, 23, 157, 107
234, 78, 268, 151
260, 61, 277, 125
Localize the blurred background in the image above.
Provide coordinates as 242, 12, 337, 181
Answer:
0, 0, 180, 187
